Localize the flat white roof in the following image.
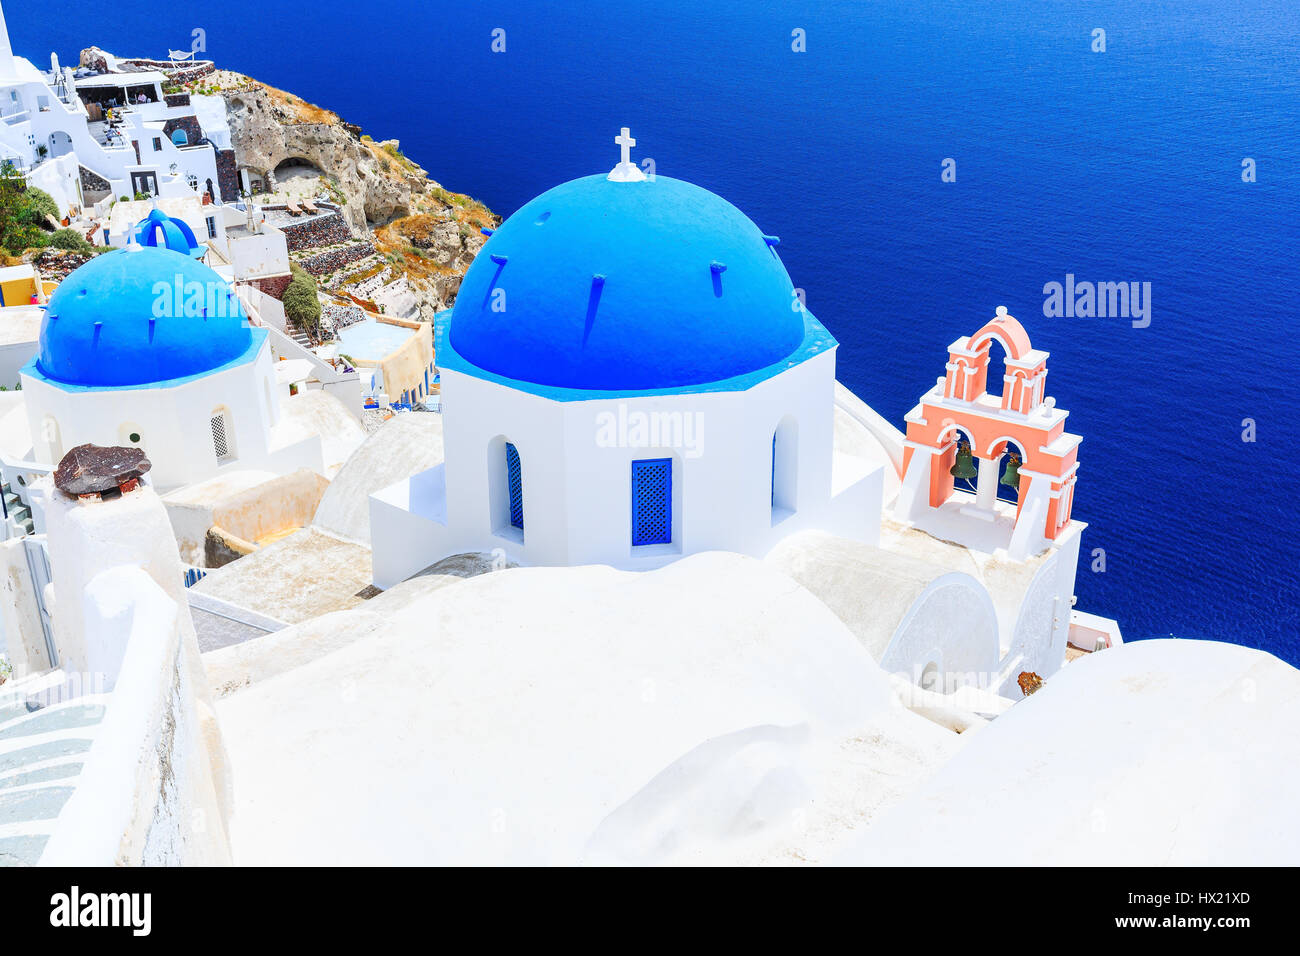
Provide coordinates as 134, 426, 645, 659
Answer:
0, 305, 44, 346
74, 71, 167, 89
0, 264, 35, 281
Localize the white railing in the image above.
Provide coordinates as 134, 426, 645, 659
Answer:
0, 455, 55, 510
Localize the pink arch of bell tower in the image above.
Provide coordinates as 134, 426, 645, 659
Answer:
968, 313, 1032, 361
984, 434, 1029, 460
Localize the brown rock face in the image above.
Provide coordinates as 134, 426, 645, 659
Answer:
223, 86, 416, 232
54, 445, 152, 498
219, 76, 497, 322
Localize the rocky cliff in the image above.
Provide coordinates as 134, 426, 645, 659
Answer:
219, 79, 497, 322
223, 84, 413, 233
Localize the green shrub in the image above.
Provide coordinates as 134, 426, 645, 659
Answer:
17, 187, 58, 226
282, 264, 322, 335
0, 178, 51, 253
47, 229, 93, 253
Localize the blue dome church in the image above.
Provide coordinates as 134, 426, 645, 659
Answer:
370, 129, 881, 585
20, 212, 322, 491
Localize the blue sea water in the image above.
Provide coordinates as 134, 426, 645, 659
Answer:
24, 0, 1300, 663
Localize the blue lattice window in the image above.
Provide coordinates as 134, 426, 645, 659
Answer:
506, 442, 523, 530
631, 458, 672, 546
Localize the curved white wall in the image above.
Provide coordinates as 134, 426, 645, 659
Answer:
880, 572, 1000, 692
766, 530, 1000, 692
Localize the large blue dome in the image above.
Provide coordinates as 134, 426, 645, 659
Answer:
448, 174, 811, 391
32, 245, 257, 389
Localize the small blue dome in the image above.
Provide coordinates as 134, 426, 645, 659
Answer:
449, 175, 808, 391
133, 208, 206, 259
33, 246, 256, 388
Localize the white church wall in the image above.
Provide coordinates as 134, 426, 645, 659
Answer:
20, 339, 318, 492
439, 369, 569, 564
554, 361, 835, 569
997, 524, 1084, 695
827, 461, 881, 548
1048, 528, 1084, 664
370, 464, 450, 588
369, 349, 881, 586
558, 389, 730, 569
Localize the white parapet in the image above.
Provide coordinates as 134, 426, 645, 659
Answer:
35, 479, 234, 863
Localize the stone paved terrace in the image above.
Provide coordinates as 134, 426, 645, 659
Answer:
261, 205, 336, 231
0, 671, 107, 866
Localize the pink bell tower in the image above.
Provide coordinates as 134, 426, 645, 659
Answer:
896, 308, 1081, 560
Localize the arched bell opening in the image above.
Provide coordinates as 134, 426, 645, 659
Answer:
986, 437, 1029, 505
944, 425, 981, 498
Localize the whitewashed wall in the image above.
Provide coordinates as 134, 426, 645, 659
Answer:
226, 226, 289, 280
998, 526, 1084, 694
25, 151, 82, 215
20, 339, 323, 491
37, 486, 233, 865
372, 350, 881, 587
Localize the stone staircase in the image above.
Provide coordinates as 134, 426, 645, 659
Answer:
284, 317, 313, 349
2, 481, 34, 536
0, 669, 108, 866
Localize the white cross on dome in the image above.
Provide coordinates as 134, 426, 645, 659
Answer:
607, 126, 647, 182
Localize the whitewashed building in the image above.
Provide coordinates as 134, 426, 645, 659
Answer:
371, 132, 880, 587
0, 1, 232, 216
20, 233, 324, 491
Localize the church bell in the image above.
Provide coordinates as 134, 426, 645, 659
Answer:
950, 441, 977, 480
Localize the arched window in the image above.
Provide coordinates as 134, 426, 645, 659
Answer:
210, 408, 235, 463
920, 660, 941, 692
41, 415, 62, 463
982, 337, 1009, 398
171, 128, 189, 146
771, 416, 798, 521
631, 458, 672, 546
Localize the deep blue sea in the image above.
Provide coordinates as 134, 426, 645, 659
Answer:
27, 0, 1300, 663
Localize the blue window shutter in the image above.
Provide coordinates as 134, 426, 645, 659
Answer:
506, 442, 524, 530
631, 458, 672, 545
771, 432, 777, 506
